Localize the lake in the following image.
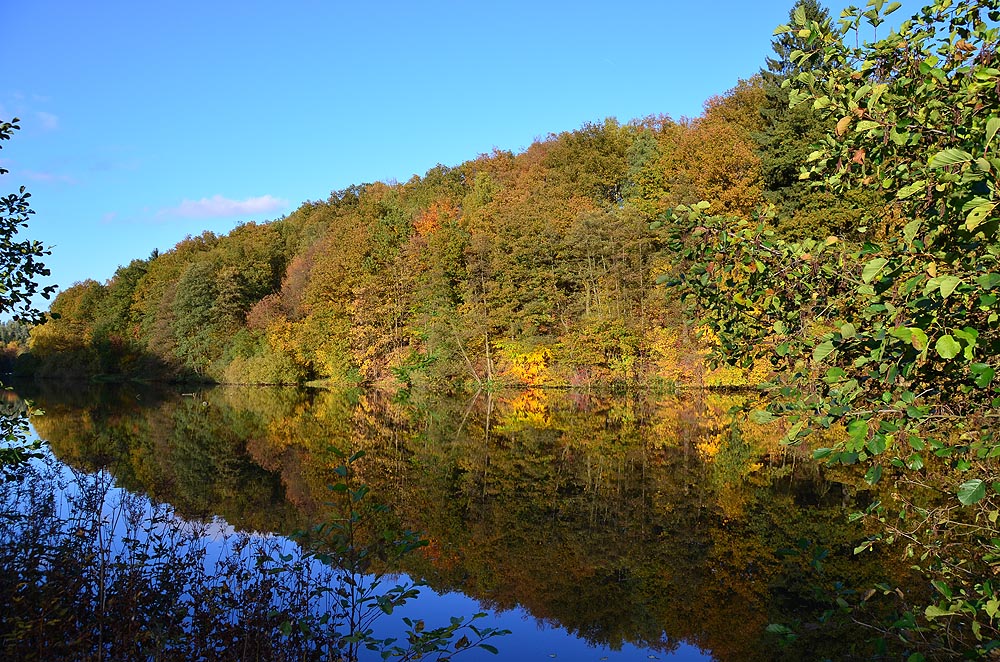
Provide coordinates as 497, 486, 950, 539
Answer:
2, 383, 923, 660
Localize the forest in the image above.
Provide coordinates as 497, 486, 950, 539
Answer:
6, 0, 1000, 656
16, 1, 868, 393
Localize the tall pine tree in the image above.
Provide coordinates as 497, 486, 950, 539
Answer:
757, 0, 870, 238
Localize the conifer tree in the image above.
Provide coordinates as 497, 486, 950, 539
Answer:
757, 0, 848, 238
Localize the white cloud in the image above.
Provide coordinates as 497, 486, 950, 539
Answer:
35, 111, 59, 131
24, 170, 77, 184
158, 194, 288, 219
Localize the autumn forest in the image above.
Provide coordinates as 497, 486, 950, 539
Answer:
5, 0, 1000, 657
16, 7, 861, 392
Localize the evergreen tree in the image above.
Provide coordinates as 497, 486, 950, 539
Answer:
757, 0, 851, 238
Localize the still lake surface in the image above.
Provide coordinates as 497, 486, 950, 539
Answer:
11, 382, 917, 660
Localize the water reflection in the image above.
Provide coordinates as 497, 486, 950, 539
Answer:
15, 383, 920, 660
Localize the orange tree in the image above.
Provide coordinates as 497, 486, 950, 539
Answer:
663, 0, 1000, 656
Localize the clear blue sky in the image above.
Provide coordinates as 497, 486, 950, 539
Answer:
3, 0, 857, 299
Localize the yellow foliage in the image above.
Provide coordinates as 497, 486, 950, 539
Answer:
498, 389, 552, 430
646, 326, 687, 384
496, 342, 554, 387
697, 433, 723, 459
697, 325, 772, 387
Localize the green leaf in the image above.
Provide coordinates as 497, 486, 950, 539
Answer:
889, 326, 912, 342
931, 580, 953, 599
864, 465, 883, 485
855, 120, 880, 133
862, 257, 889, 283
897, 180, 926, 199
840, 322, 857, 339
953, 326, 978, 345
840, 452, 859, 465
924, 605, 956, 619
479, 644, 499, 655
987, 117, 1000, 149
783, 420, 805, 445
812, 339, 836, 363
902, 218, 921, 243
958, 479, 986, 505
972, 363, 996, 388
934, 334, 961, 359
966, 202, 996, 231
937, 276, 961, 298
749, 410, 776, 424
890, 326, 928, 351
824, 366, 847, 383
978, 273, 1000, 289
929, 148, 974, 167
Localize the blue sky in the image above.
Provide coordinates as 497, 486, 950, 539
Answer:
3, 0, 855, 299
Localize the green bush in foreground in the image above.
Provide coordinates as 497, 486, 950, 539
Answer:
667, 0, 1000, 656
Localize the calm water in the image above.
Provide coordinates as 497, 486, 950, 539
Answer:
8, 383, 918, 660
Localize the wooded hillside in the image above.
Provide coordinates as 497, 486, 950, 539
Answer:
21, 2, 864, 391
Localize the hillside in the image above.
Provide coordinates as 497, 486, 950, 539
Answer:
20, 75, 864, 391
20, 2, 867, 391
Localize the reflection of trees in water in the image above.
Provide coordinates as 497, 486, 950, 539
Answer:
0, 457, 346, 661
25, 384, 922, 660
0, 450, 505, 661
25, 384, 301, 534
0, 388, 41, 480
0, 390, 28, 416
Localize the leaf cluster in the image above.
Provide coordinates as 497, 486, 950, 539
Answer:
669, 0, 1000, 654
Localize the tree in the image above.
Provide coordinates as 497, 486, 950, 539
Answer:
0, 119, 55, 325
0, 117, 56, 477
668, 0, 1000, 653
756, 0, 875, 239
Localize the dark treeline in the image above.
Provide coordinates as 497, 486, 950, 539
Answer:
18, 2, 867, 391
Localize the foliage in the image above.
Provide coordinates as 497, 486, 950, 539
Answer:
758, 0, 843, 238
0, 396, 39, 482
20, 96, 773, 390
0, 118, 55, 326
0, 117, 54, 475
667, 0, 1000, 655
0, 444, 506, 661
283, 447, 508, 661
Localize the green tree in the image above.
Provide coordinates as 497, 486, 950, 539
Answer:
172, 260, 221, 375
756, 0, 862, 239
0, 117, 56, 476
668, 0, 1000, 653
0, 119, 55, 324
